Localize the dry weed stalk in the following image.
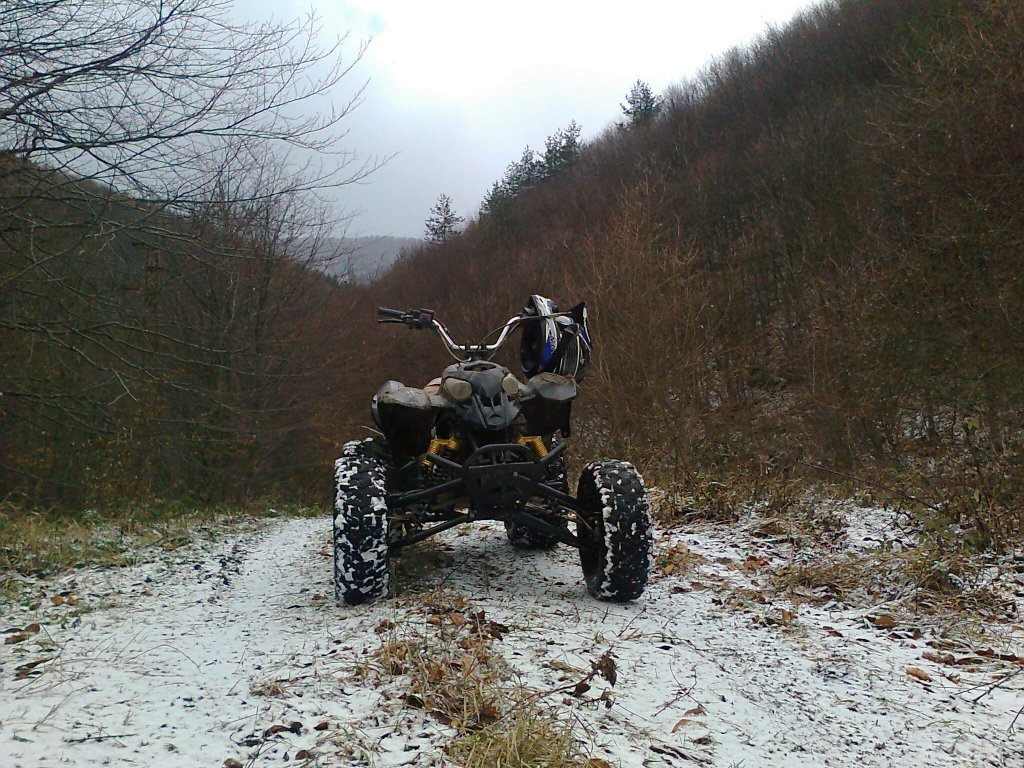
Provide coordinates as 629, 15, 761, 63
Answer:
360, 591, 586, 768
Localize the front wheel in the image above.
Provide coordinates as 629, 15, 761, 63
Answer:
576, 460, 653, 601
333, 443, 391, 606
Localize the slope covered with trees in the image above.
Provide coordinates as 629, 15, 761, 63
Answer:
1, 0, 373, 508
4, 0, 1022, 553
356, 0, 1024, 547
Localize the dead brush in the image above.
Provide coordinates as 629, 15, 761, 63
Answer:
749, 498, 849, 551
363, 593, 585, 767
250, 677, 297, 698
769, 542, 1008, 626
654, 470, 801, 525
655, 542, 706, 577
770, 553, 905, 604
446, 700, 582, 768
0, 500, 312, 577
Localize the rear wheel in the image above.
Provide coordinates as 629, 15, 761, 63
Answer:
576, 460, 653, 601
333, 441, 391, 606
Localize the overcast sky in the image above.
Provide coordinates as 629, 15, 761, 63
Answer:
245, 1, 817, 238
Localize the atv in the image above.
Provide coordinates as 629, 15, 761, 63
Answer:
332, 297, 653, 606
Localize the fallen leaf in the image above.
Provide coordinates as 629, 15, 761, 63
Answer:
684, 705, 706, 716
426, 663, 446, 684
374, 620, 394, 634
594, 652, 617, 687
224, 760, 243, 768
450, 613, 466, 627
571, 681, 591, 697
741, 555, 771, 571
689, 581, 707, 591
954, 656, 988, 666
584, 760, 613, 768
14, 658, 51, 679
977, 648, 1021, 663
295, 750, 311, 760
906, 667, 932, 683
871, 614, 898, 629
483, 620, 509, 640
672, 718, 696, 732
5, 623, 42, 644
478, 705, 499, 724
429, 709, 452, 725
922, 651, 956, 666
823, 626, 843, 637
547, 660, 585, 675
314, 721, 329, 731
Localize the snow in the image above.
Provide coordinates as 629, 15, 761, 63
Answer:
2, 505, 1023, 767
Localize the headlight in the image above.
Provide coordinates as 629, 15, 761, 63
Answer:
442, 377, 473, 401
501, 373, 520, 396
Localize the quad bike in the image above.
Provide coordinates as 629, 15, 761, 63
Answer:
332, 297, 653, 606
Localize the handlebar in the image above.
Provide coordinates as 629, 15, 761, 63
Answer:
377, 306, 533, 361
377, 306, 435, 329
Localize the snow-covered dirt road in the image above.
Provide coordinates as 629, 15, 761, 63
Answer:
2, 510, 1022, 767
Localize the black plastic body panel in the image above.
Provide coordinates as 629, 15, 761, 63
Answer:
521, 372, 576, 437
373, 381, 442, 459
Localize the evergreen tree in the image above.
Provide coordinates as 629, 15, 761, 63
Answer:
504, 146, 545, 193
424, 194, 464, 243
542, 120, 582, 177
480, 180, 507, 218
620, 80, 661, 125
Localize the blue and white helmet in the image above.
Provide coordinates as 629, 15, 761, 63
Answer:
520, 294, 592, 381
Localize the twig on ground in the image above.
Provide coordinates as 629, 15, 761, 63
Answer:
66, 732, 134, 744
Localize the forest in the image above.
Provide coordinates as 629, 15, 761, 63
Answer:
3, 0, 1022, 551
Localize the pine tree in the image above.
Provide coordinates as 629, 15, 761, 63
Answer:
620, 80, 661, 126
424, 194, 464, 243
542, 121, 582, 177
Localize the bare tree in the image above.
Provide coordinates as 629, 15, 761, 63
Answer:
0, 1, 377, 506
0, 0, 375, 198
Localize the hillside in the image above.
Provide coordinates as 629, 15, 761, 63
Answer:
322, 235, 423, 282
343, 0, 1024, 548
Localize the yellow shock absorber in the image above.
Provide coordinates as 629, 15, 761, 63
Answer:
516, 435, 549, 458
422, 437, 461, 465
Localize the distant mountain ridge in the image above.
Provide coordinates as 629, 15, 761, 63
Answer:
323, 235, 422, 282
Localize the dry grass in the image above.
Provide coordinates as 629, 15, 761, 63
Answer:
655, 542, 706, 578
0, 500, 319, 587
447, 703, 582, 768
768, 540, 1012, 626
360, 590, 586, 768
